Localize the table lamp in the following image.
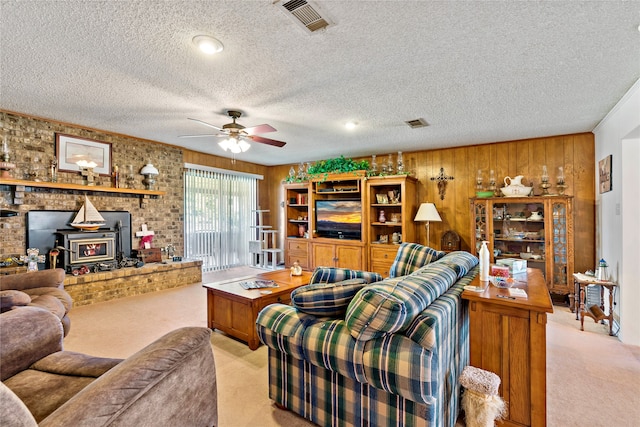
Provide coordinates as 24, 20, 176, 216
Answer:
414, 202, 441, 248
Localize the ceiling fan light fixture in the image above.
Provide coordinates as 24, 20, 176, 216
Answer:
218, 137, 250, 154
238, 140, 251, 152
192, 35, 224, 55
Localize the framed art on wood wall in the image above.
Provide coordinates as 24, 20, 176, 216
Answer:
598, 154, 612, 194
55, 134, 112, 175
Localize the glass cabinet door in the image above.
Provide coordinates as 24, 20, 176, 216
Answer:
552, 201, 568, 287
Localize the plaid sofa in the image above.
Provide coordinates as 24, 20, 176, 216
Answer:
256, 250, 479, 427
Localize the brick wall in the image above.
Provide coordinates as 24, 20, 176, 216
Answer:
1, 111, 184, 260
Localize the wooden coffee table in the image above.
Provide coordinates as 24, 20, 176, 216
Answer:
203, 269, 312, 350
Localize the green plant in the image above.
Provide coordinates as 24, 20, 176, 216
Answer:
306, 156, 369, 175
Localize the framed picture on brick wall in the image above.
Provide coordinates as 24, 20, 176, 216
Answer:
598, 154, 612, 194
55, 133, 112, 175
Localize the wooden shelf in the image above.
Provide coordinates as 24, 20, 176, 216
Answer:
0, 178, 165, 196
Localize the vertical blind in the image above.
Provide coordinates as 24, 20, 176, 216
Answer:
183, 164, 261, 272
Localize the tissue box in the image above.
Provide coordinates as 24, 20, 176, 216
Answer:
496, 258, 527, 274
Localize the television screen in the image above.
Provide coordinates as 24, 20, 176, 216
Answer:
315, 199, 362, 240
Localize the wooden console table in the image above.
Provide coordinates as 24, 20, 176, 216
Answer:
573, 273, 617, 336
462, 269, 553, 427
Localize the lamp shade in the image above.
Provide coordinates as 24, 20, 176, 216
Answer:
140, 163, 159, 175
414, 203, 441, 222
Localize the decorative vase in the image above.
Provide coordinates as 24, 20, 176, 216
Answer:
378, 210, 386, 223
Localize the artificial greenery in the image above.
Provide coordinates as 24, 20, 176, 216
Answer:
284, 156, 369, 183
282, 155, 410, 183
306, 156, 369, 175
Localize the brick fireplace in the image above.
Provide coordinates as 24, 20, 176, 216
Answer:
23, 209, 202, 306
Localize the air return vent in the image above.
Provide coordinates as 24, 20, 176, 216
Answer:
405, 118, 429, 129
275, 0, 332, 33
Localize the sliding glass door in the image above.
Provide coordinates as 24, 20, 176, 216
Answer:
184, 164, 260, 272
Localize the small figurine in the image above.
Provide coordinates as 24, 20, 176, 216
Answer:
290, 261, 303, 276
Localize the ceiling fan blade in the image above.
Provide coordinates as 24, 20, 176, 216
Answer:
188, 118, 224, 131
246, 135, 286, 147
178, 133, 224, 138
243, 123, 276, 135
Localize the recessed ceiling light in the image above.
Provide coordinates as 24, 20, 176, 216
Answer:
192, 35, 224, 55
345, 121, 358, 130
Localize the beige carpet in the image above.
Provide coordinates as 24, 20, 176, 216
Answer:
63, 267, 640, 426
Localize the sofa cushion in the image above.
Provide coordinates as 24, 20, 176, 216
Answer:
0, 382, 38, 427
430, 251, 479, 279
291, 278, 367, 317
388, 243, 446, 278
345, 264, 459, 341
256, 304, 319, 360
302, 319, 362, 380
28, 295, 66, 320
23, 288, 72, 314
4, 369, 97, 423
0, 290, 31, 313
309, 267, 382, 285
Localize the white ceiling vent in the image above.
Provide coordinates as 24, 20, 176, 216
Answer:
275, 0, 332, 33
405, 118, 429, 129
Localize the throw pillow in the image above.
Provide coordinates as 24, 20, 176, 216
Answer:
388, 242, 446, 278
309, 267, 382, 285
291, 278, 368, 317
0, 290, 31, 313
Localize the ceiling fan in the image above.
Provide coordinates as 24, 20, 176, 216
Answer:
179, 110, 286, 154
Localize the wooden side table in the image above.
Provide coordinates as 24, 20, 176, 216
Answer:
573, 273, 617, 336
462, 269, 553, 427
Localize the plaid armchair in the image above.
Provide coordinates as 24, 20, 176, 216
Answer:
257, 250, 478, 427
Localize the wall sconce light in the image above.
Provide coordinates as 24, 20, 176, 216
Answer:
140, 163, 159, 190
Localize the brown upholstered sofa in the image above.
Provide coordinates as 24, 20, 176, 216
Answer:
0, 306, 218, 426
0, 269, 72, 336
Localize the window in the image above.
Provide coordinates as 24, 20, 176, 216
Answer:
184, 164, 261, 271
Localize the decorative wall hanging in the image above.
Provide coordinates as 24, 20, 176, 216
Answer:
430, 167, 454, 200
598, 155, 612, 193
55, 133, 112, 175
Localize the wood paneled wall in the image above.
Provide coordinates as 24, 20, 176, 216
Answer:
266, 133, 595, 273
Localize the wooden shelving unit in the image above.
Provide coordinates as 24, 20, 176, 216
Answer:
283, 173, 416, 274
0, 178, 165, 196
366, 175, 417, 277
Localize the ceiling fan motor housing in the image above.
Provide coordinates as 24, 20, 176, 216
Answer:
223, 110, 245, 131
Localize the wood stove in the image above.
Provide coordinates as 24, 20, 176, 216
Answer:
56, 230, 117, 272
26, 210, 132, 271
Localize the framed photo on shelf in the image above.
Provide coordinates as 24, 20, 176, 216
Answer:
55, 134, 112, 175
375, 193, 389, 204
598, 154, 612, 194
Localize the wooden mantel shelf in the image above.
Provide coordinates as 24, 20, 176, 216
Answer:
0, 178, 165, 196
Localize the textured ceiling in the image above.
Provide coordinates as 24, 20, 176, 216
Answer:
1, 1, 639, 166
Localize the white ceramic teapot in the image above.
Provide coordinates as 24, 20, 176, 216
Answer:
504, 175, 525, 187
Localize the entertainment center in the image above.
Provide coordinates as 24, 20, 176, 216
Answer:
283, 172, 417, 275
